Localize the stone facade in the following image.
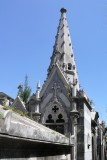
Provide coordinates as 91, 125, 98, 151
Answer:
1, 8, 106, 160
38, 8, 106, 160
0, 92, 14, 106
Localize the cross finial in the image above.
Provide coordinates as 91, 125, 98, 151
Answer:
60, 8, 67, 13
52, 83, 60, 98
17, 83, 23, 96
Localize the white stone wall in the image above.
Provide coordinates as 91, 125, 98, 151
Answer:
84, 104, 92, 160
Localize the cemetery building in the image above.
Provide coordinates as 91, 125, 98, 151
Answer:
0, 8, 107, 160
27, 8, 106, 160
0, 92, 14, 106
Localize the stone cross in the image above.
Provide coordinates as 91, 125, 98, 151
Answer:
52, 83, 60, 98
52, 106, 59, 113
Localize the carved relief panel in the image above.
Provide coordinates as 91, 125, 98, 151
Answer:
41, 99, 68, 135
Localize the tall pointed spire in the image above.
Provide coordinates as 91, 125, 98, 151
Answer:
48, 8, 79, 90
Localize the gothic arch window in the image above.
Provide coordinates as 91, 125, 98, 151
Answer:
43, 102, 68, 135
46, 114, 54, 123
68, 63, 72, 70
56, 114, 65, 123
55, 114, 65, 134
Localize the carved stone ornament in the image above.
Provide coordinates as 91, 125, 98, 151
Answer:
41, 99, 68, 124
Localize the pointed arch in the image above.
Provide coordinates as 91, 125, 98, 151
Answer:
41, 99, 68, 134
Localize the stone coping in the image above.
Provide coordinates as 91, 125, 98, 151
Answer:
0, 105, 73, 145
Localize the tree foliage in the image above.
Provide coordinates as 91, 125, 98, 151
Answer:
20, 75, 31, 103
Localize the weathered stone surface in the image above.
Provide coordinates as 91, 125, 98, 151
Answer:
0, 105, 72, 145
0, 105, 73, 158
11, 96, 27, 112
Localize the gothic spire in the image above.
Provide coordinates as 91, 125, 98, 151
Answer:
36, 81, 40, 99
48, 8, 79, 90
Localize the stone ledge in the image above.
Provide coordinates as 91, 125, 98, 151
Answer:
0, 105, 72, 145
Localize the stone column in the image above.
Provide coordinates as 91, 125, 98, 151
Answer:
31, 81, 41, 122
70, 83, 79, 160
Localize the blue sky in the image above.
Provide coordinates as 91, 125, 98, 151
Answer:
0, 1, 107, 123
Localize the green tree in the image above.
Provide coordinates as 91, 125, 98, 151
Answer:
20, 75, 31, 103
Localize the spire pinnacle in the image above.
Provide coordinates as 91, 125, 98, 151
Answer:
36, 81, 40, 99
60, 8, 67, 13
37, 81, 40, 89
47, 8, 80, 90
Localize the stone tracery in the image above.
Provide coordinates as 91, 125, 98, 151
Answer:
42, 99, 68, 134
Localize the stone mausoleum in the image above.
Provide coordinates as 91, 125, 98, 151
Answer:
0, 8, 106, 160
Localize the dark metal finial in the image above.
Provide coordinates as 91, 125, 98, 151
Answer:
60, 8, 67, 13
